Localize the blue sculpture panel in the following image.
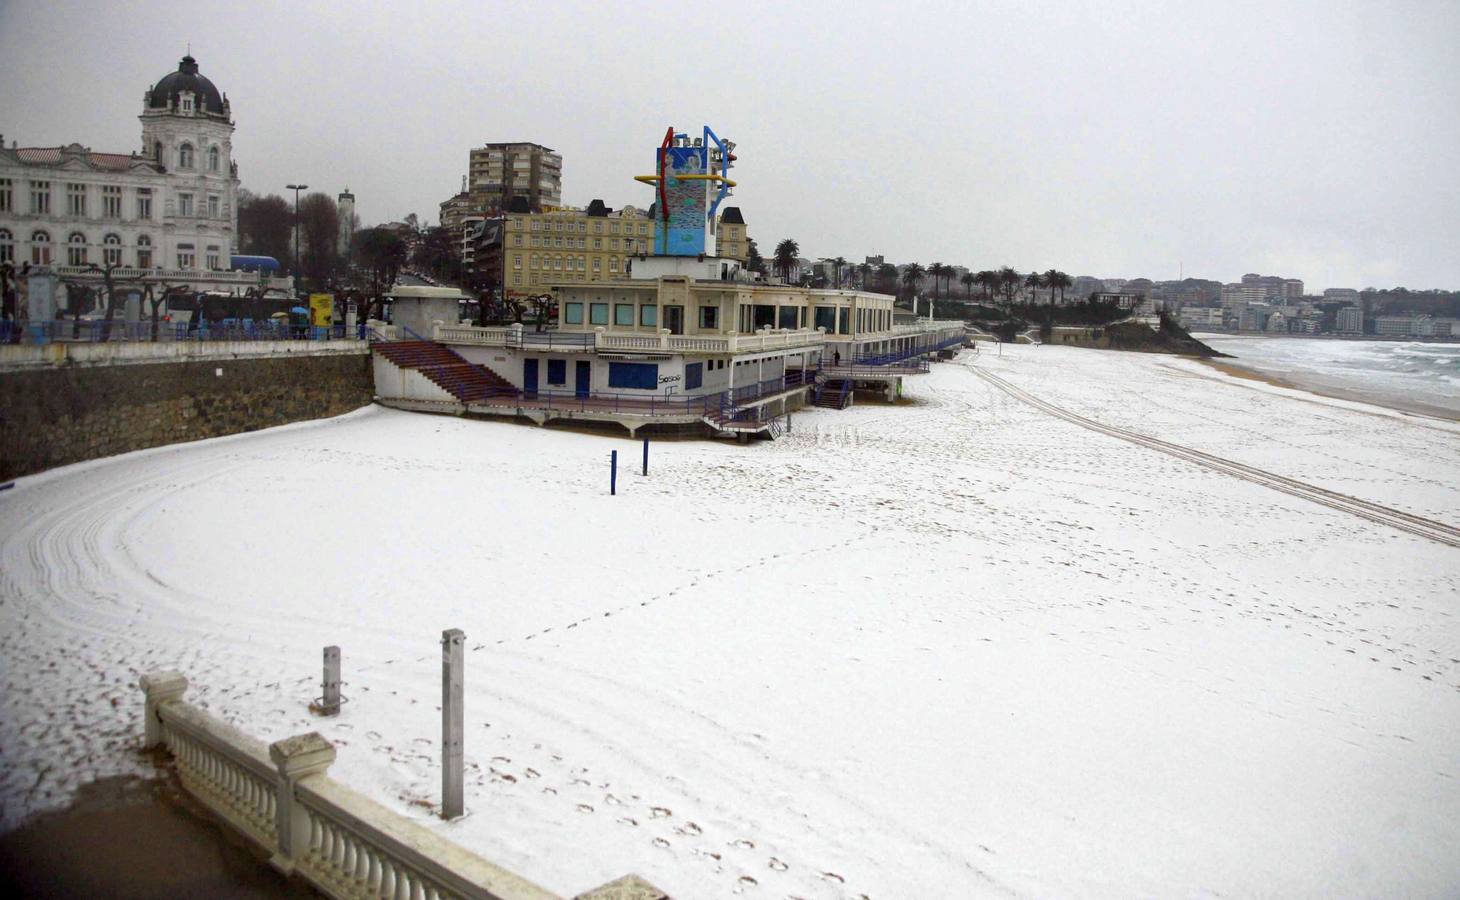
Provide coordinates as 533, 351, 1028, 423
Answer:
658, 146, 707, 256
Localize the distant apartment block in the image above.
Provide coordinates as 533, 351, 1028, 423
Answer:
469, 142, 562, 213
1336, 306, 1363, 333
1324, 288, 1360, 305
482, 199, 653, 297
1374, 315, 1457, 338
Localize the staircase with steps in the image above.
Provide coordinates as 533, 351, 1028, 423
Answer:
813, 379, 853, 410
373, 340, 517, 404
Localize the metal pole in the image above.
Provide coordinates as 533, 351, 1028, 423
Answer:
441, 628, 464, 819
610, 450, 618, 495
642, 438, 648, 476
321, 646, 340, 716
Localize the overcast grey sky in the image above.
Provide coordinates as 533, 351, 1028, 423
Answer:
2, 0, 1457, 290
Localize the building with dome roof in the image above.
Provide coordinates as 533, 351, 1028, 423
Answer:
0, 54, 277, 315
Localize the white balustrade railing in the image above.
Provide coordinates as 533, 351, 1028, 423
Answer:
137, 671, 647, 900
429, 324, 825, 356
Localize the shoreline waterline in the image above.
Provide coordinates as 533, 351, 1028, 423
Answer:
1197, 356, 1460, 423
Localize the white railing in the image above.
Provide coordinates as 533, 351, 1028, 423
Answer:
51, 265, 265, 284
138, 671, 649, 900
429, 323, 825, 355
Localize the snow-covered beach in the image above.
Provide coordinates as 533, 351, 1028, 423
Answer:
2, 345, 1458, 898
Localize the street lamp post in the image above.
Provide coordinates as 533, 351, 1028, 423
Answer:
286, 183, 308, 281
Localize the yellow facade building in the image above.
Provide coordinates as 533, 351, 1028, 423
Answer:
500, 200, 654, 296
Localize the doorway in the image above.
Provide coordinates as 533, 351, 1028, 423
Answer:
523, 358, 538, 396
575, 360, 591, 398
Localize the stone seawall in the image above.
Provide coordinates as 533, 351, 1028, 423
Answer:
0, 350, 373, 480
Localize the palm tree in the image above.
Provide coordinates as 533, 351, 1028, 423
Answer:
960, 271, 976, 299
1044, 269, 1072, 307
927, 262, 946, 300
1024, 271, 1045, 307
773, 239, 799, 283
830, 256, 847, 289
997, 267, 1020, 307
973, 269, 996, 301
857, 262, 873, 290
901, 263, 926, 300
877, 263, 898, 294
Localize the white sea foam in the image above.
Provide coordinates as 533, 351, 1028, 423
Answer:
1201, 335, 1460, 415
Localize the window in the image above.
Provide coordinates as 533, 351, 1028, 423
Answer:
179, 143, 194, 168
0, 178, 11, 213
137, 188, 152, 220
685, 362, 703, 390
611, 239, 620, 251
177, 243, 195, 269
592, 258, 601, 271
513, 255, 522, 270
208, 146, 220, 171
610, 223, 619, 234
103, 233, 122, 265
814, 306, 836, 332
207, 195, 219, 217
513, 273, 522, 285
206, 245, 220, 270
0, 228, 12, 264
593, 238, 602, 250
181, 97, 193, 113
593, 222, 602, 234
639, 224, 647, 235
30, 181, 51, 214
30, 230, 51, 264
67, 232, 87, 265
779, 306, 799, 330
136, 234, 152, 268
65, 183, 86, 216
608, 362, 658, 390
700, 306, 718, 329
554, 237, 562, 248
530, 255, 539, 270
564, 302, 583, 324
589, 302, 608, 325
546, 359, 566, 386
614, 304, 634, 326
178, 193, 193, 216
610, 257, 620, 273
513, 234, 522, 246
102, 185, 122, 218
640, 305, 657, 327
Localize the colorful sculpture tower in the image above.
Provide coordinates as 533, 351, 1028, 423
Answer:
635, 126, 737, 258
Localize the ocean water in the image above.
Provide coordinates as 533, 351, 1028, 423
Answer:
1199, 335, 1460, 417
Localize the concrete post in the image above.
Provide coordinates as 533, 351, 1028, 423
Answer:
268, 732, 336, 871
321, 646, 341, 716
441, 628, 465, 820
138, 671, 188, 748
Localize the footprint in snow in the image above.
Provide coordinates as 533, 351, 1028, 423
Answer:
767, 858, 788, 871
652, 837, 671, 849
650, 806, 672, 818
576, 803, 594, 814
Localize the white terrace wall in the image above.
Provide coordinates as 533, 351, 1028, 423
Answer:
138, 671, 661, 900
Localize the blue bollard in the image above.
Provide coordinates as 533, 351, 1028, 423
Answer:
610, 450, 617, 496
642, 438, 649, 476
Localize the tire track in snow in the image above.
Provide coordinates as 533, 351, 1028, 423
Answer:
969, 365, 1460, 550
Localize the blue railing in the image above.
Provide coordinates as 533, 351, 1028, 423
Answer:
504, 372, 809, 421
5, 319, 358, 345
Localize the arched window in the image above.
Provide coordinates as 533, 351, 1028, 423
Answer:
30, 230, 51, 265
103, 234, 123, 266
179, 143, 194, 169
0, 228, 12, 265
208, 146, 220, 171
153, 141, 163, 163
68, 232, 88, 266
136, 234, 153, 268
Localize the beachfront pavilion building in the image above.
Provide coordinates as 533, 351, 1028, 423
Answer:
369, 124, 965, 437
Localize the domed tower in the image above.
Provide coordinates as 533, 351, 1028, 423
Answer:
140, 55, 240, 262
